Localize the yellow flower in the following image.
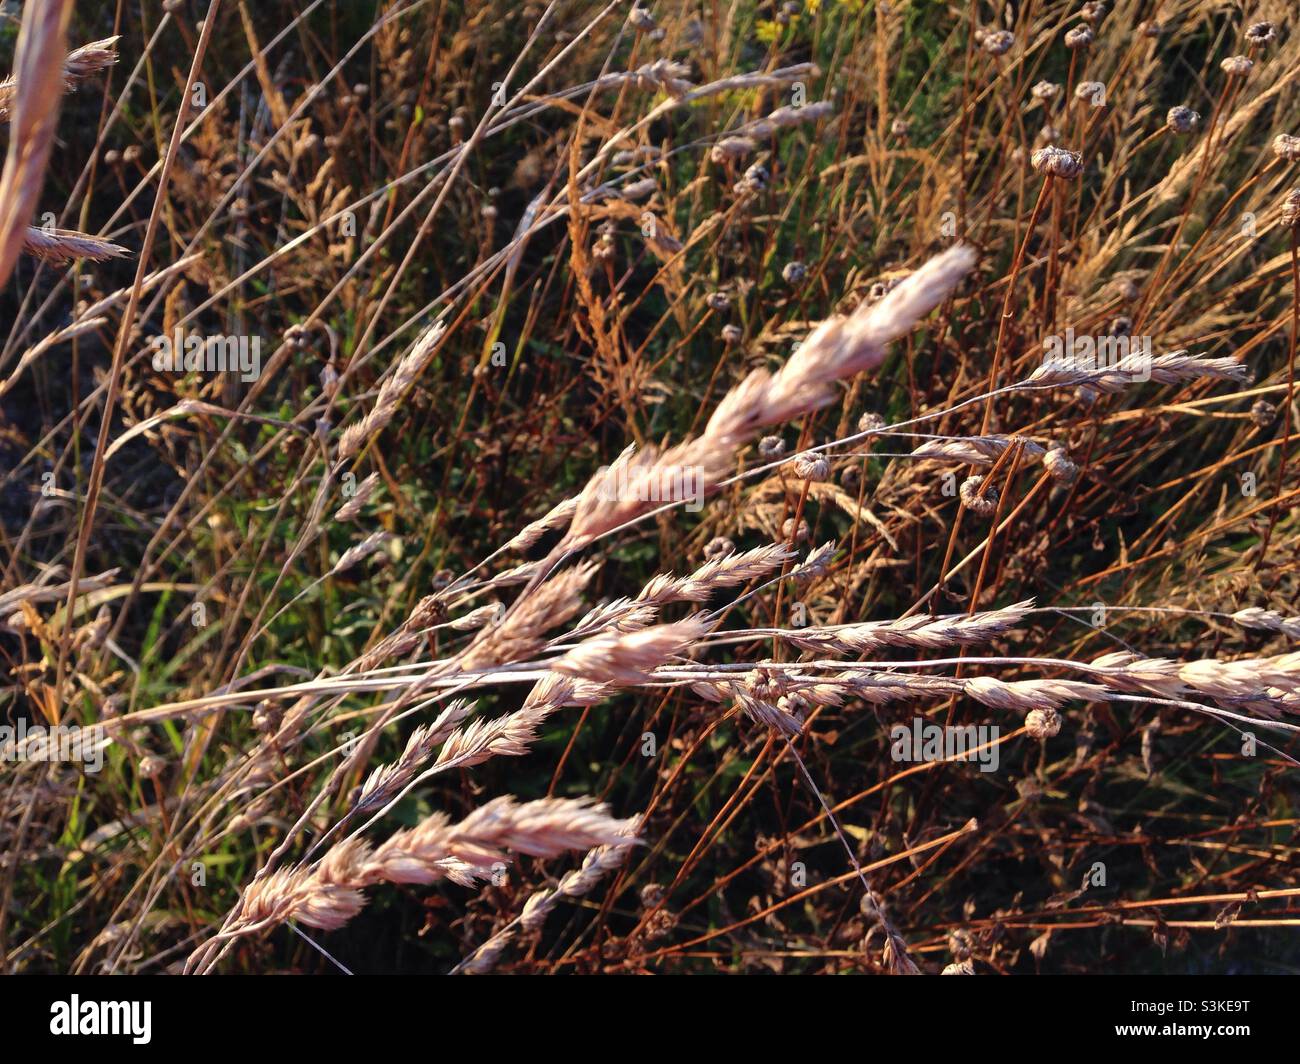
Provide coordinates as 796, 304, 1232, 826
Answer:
755, 19, 782, 44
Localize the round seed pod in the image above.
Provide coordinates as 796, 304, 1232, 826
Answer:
1025, 706, 1063, 740
1081, 2, 1106, 24
858, 411, 886, 433
1031, 80, 1061, 101
782, 261, 807, 285
759, 435, 787, 459
1221, 55, 1253, 77
721, 323, 742, 345
706, 291, 731, 312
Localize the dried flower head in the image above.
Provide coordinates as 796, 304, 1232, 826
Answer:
890, 117, 910, 136
790, 452, 831, 482
1273, 134, 1300, 161
1250, 398, 1277, 427
1064, 25, 1094, 49
1281, 188, 1300, 228
1080, 2, 1106, 24
1220, 55, 1253, 77
758, 435, 787, 459
1245, 22, 1275, 46
706, 291, 731, 312
1031, 80, 1061, 101
721, 323, 742, 345
982, 30, 1015, 56
1030, 145, 1084, 179
703, 536, 735, 561
782, 260, 807, 285
1166, 106, 1200, 134
1074, 81, 1106, 106
858, 411, 886, 433
138, 754, 167, 779
782, 517, 810, 542
1042, 445, 1078, 485
959, 475, 998, 516
1025, 706, 1063, 740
